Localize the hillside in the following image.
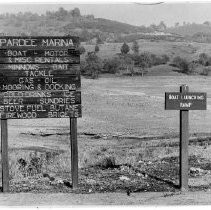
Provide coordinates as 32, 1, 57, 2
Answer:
167, 24, 211, 36
0, 7, 148, 42
166, 23, 211, 43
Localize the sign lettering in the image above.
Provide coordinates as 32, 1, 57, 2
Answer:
165, 92, 207, 110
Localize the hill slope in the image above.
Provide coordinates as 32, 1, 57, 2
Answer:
0, 7, 148, 41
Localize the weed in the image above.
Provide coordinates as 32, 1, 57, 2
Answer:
96, 155, 116, 169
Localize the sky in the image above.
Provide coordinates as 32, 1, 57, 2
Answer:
0, 1, 211, 27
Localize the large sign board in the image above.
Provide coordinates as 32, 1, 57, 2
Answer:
165, 92, 207, 110
0, 36, 81, 119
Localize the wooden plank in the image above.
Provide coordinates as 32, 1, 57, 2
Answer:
0, 49, 80, 57
1, 119, 9, 192
0, 36, 79, 48
1, 90, 80, 98
0, 94, 81, 105
0, 75, 81, 91
0, 69, 80, 77
70, 117, 78, 189
179, 85, 189, 191
0, 64, 80, 71
0, 56, 80, 64
0, 104, 82, 119
165, 92, 207, 110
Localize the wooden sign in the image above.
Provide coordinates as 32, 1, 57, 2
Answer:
0, 93, 81, 105
0, 104, 82, 119
165, 85, 207, 191
165, 92, 207, 110
0, 36, 79, 48
0, 36, 81, 192
0, 63, 80, 71
1, 90, 80, 98
0, 75, 81, 91
0, 69, 80, 77
0, 49, 80, 57
0, 56, 80, 64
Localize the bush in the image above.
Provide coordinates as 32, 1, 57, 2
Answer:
82, 52, 103, 79
198, 53, 210, 66
95, 45, 99, 53
149, 54, 169, 66
131, 40, 139, 54
96, 155, 116, 169
103, 57, 122, 74
201, 66, 211, 76
121, 42, 130, 54
172, 56, 190, 74
78, 46, 86, 55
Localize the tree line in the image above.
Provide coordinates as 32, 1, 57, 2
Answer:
80, 41, 170, 78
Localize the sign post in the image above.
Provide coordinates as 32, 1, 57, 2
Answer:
1, 118, 9, 192
179, 85, 189, 190
0, 36, 81, 192
70, 117, 78, 189
165, 85, 207, 191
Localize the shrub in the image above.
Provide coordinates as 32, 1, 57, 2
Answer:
172, 56, 190, 74
131, 40, 139, 54
103, 57, 122, 74
121, 42, 130, 54
82, 52, 103, 79
78, 46, 86, 55
201, 66, 211, 76
198, 53, 210, 66
94, 45, 99, 53
96, 155, 116, 169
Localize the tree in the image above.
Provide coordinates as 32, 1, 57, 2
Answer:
95, 45, 100, 53
71, 8, 81, 17
121, 42, 130, 54
131, 40, 139, 54
56, 7, 68, 20
83, 52, 103, 79
103, 57, 122, 74
96, 36, 103, 44
78, 46, 86, 55
136, 52, 152, 76
172, 56, 190, 74
203, 21, 211, 26
157, 21, 167, 31
174, 22, 179, 27
199, 53, 209, 66
150, 24, 158, 31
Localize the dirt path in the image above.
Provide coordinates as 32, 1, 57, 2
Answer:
0, 191, 211, 205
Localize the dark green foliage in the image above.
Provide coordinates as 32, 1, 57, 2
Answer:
103, 55, 134, 75
121, 42, 130, 54
82, 52, 103, 79
96, 36, 104, 44
95, 45, 100, 53
172, 56, 190, 74
78, 46, 86, 55
198, 53, 211, 66
150, 54, 170, 66
201, 66, 211, 76
103, 57, 122, 74
134, 52, 153, 68
97, 156, 116, 169
131, 40, 139, 54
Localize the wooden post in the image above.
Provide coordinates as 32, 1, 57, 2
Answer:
1, 119, 9, 192
179, 85, 189, 191
70, 117, 78, 189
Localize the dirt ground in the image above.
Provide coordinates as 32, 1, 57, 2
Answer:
1, 76, 211, 205
0, 191, 211, 205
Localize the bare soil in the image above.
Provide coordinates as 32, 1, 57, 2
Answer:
0, 76, 211, 205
